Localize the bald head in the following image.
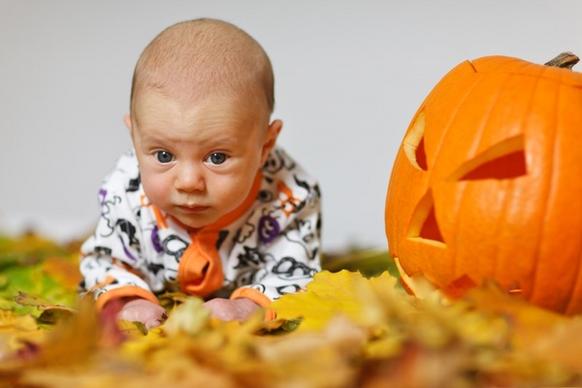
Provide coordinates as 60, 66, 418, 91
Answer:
130, 18, 274, 117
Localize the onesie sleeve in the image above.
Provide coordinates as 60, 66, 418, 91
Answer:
79, 153, 159, 309
230, 166, 322, 311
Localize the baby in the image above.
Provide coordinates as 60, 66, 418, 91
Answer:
79, 18, 321, 328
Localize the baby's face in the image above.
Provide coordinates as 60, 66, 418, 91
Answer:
130, 91, 276, 229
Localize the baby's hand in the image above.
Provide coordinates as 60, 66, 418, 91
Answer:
116, 298, 167, 329
203, 297, 260, 321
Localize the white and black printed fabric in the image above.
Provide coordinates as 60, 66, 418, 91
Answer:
79, 147, 321, 308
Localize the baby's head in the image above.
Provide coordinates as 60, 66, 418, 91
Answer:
126, 19, 282, 230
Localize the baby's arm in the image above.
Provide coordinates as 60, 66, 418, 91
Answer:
229, 180, 322, 316
80, 248, 167, 328
80, 252, 157, 305
80, 154, 165, 327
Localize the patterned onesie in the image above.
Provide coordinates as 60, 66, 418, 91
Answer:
79, 147, 321, 312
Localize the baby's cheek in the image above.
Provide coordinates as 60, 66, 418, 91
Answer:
141, 171, 173, 208
214, 174, 252, 210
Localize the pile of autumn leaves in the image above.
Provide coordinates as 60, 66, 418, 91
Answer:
1, 235, 582, 387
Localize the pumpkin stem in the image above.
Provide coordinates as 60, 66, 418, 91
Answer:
544, 52, 579, 69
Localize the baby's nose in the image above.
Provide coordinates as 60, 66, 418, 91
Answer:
175, 163, 206, 193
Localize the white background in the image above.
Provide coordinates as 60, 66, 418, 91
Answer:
2, 1, 582, 250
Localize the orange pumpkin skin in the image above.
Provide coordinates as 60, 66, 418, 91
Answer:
385, 55, 582, 314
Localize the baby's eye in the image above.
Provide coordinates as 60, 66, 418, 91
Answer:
206, 152, 228, 165
155, 150, 174, 164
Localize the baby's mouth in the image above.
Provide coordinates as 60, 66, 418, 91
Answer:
175, 204, 210, 213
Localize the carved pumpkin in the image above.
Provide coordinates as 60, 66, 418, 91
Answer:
385, 53, 582, 314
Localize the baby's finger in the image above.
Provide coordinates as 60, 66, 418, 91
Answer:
144, 317, 164, 330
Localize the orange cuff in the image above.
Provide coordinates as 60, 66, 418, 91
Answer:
230, 287, 276, 321
95, 285, 159, 311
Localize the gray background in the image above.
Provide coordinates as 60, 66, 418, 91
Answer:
2, 1, 581, 250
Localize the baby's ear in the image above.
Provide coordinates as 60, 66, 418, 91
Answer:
123, 114, 132, 131
261, 119, 283, 164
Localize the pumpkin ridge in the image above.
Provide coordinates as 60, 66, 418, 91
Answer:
449, 61, 545, 278
493, 68, 545, 290
430, 73, 485, 177
464, 73, 514, 157
491, 178, 511, 288
479, 68, 539, 288
452, 72, 513, 280
445, 71, 523, 180
527, 70, 561, 307
435, 76, 487, 280
535, 71, 582, 312
562, 84, 582, 314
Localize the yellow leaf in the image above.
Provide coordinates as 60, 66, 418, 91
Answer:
255, 316, 365, 387
120, 326, 166, 363
0, 309, 45, 355
163, 297, 210, 337
463, 282, 565, 348
0, 310, 38, 332
530, 318, 582, 373
29, 297, 100, 368
272, 270, 397, 331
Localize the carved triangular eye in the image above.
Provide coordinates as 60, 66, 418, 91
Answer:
416, 137, 428, 171
408, 189, 445, 246
450, 135, 527, 181
403, 111, 428, 171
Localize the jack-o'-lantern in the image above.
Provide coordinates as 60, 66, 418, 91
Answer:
385, 53, 582, 314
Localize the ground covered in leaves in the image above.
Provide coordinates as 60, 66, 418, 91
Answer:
1, 234, 582, 387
